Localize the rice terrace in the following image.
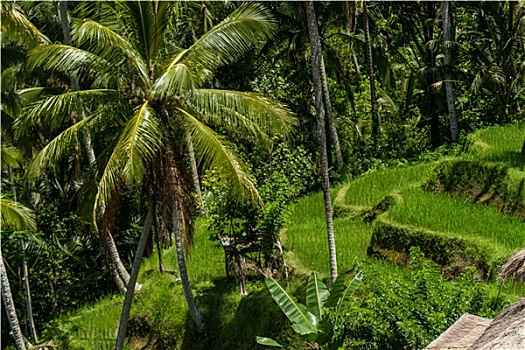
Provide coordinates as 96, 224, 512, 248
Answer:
1, 1, 524, 350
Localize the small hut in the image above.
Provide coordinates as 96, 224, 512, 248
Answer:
468, 298, 525, 350
424, 298, 525, 350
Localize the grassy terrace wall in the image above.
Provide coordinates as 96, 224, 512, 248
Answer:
368, 218, 508, 280
424, 160, 525, 220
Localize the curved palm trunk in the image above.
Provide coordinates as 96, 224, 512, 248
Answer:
60, 2, 136, 293
305, 0, 338, 285
442, 1, 459, 142
1, 250, 28, 350
59, 1, 96, 166
173, 205, 203, 332
363, 2, 380, 152
115, 205, 154, 350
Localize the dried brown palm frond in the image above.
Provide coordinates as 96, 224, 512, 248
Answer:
498, 248, 525, 282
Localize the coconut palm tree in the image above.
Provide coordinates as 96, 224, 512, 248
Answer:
304, 0, 338, 285
19, 0, 295, 340
0, 194, 36, 350
441, 1, 459, 142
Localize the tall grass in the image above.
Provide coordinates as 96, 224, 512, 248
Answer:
386, 188, 525, 251
467, 122, 525, 169
343, 163, 434, 207
284, 191, 373, 275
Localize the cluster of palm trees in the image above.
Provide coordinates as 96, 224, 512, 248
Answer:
1, 2, 300, 348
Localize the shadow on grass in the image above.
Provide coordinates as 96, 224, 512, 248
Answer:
479, 150, 525, 170
180, 276, 290, 350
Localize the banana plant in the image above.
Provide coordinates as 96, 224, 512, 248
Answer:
256, 271, 363, 349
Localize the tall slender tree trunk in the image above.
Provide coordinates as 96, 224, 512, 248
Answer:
115, 205, 154, 350
345, 1, 361, 75
20, 241, 37, 343
1, 250, 28, 350
305, 0, 338, 285
173, 204, 203, 333
60, 1, 134, 292
363, 2, 381, 152
186, 134, 206, 215
320, 57, 344, 169
442, 1, 459, 142
59, 1, 96, 166
9, 169, 37, 343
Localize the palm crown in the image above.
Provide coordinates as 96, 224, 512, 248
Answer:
19, 1, 296, 235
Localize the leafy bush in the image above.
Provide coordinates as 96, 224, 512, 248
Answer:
424, 159, 525, 219
368, 218, 506, 280
336, 248, 506, 350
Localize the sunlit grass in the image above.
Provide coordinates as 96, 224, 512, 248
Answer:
386, 188, 525, 251
284, 191, 372, 275
467, 122, 525, 170
343, 163, 434, 207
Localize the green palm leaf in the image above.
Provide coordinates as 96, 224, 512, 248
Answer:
94, 102, 162, 222
72, 18, 148, 86
306, 272, 329, 321
186, 89, 296, 140
150, 60, 198, 98
265, 277, 317, 334
24, 113, 97, 184
1, 2, 49, 46
15, 89, 117, 138
27, 44, 109, 78
151, 3, 276, 98
177, 107, 260, 203
184, 3, 276, 72
0, 145, 23, 169
0, 196, 36, 231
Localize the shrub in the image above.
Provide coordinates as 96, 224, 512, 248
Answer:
424, 160, 525, 219
336, 248, 506, 350
367, 219, 507, 280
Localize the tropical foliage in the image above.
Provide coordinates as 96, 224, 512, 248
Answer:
1, 1, 524, 349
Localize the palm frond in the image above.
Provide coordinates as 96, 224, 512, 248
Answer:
26, 44, 109, 79
0, 196, 36, 231
72, 18, 149, 87
0, 144, 23, 169
150, 60, 198, 98
177, 107, 261, 204
114, 1, 155, 62
0, 2, 49, 46
152, 3, 276, 97
94, 102, 163, 222
23, 113, 97, 185
15, 89, 117, 138
185, 3, 276, 71
186, 89, 296, 141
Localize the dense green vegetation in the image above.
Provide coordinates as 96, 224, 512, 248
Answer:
1, 1, 524, 349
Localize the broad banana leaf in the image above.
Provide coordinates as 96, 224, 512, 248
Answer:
306, 272, 329, 320
336, 272, 363, 312
256, 336, 293, 348
265, 277, 317, 331
324, 274, 346, 308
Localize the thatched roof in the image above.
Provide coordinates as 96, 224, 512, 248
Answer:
424, 313, 491, 350
498, 248, 525, 282
468, 298, 525, 350
424, 298, 525, 350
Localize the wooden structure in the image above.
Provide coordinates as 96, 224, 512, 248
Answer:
219, 227, 282, 295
